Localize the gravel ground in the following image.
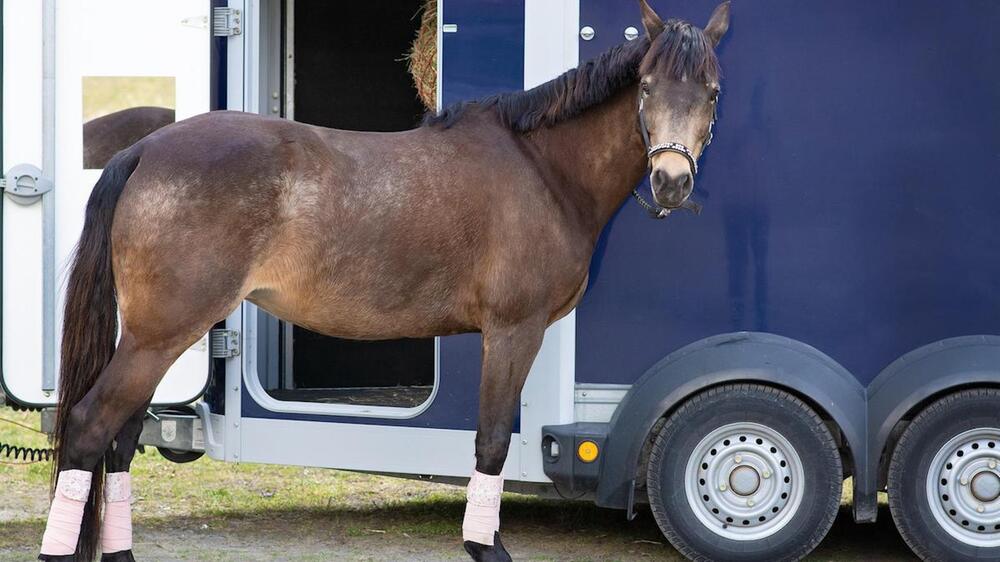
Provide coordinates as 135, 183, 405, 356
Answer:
0, 504, 918, 561
0, 407, 917, 561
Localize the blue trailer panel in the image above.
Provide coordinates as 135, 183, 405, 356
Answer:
576, 0, 1000, 387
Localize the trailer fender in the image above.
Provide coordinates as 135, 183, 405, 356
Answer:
594, 332, 871, 520
866, 335, 1000, 493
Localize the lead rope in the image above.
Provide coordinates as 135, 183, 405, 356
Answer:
632, 188, 672, 219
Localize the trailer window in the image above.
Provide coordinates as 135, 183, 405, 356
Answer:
81, 76, 175, 169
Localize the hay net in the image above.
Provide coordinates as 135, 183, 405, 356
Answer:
406, 0, 438, 111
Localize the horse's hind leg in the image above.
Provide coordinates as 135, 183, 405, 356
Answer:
97, 403, 149, 562
39, 335, 184, 561
40, 313, 227, 560
463, 318, 546, 562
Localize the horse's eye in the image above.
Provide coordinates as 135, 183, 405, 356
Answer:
641, 82, 651, 97
710, 89, 720, 103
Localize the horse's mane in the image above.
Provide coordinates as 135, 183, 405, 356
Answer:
423, 19, 720, 132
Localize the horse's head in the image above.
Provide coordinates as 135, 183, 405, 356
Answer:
637, 0, 729, 211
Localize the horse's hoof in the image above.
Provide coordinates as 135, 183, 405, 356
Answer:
101, 550, 136, 562
463, 531, 512, 562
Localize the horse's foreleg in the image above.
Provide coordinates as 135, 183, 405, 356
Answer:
97, 403, 149, 562
463, 319, 546, 562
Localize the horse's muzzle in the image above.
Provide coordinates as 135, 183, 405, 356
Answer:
651, 168, 694, 209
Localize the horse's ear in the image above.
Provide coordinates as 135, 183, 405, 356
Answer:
639, 0, 665, 40
704, 1, 730, 47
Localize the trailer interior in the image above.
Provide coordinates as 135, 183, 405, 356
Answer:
255, 0, 435, 409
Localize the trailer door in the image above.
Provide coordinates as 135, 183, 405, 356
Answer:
2, 0, 212, 406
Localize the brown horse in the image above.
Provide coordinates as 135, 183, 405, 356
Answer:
83, 107, 175, 169
39, 2, 729, 560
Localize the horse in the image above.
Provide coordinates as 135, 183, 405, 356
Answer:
83, 107, 175, 169
38, 2, 729, 560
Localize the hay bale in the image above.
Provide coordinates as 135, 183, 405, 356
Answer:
407, 0, 437, 111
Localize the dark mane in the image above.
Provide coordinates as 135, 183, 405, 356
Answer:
640, 19, 720, 82
423, 19, 719, 132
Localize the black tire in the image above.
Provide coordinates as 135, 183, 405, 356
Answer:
646, 383, 842, 562
887, 388, 1000, 561
157, 447, 204, 464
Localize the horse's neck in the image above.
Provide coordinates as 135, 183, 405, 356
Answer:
528, 86, 648, 235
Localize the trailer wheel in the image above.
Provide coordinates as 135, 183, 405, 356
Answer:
887, 389, 1000, 561
646, 384, 842, 561
157, 447, 204, 464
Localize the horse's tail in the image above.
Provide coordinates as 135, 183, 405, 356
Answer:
52, 146, 141, 561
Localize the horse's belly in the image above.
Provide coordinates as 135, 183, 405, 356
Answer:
246, 284, 473, 341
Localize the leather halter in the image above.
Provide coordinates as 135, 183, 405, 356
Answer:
632, 90, 716, 219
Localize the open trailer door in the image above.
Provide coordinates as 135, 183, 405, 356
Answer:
2, 0, 213, 407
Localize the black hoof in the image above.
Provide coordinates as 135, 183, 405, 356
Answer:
101, 550, 136, 562
463, 531, 512, 562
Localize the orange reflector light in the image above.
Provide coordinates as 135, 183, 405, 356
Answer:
577, 440, 599, 463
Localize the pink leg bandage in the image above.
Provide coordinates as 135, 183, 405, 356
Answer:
40, 469, 93, 556
102, 472, 133, 554
462, 470, 503, 546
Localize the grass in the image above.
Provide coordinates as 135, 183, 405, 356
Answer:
81, 76, 175, 121
0, 406, 914, 561
0, 406, 463, 520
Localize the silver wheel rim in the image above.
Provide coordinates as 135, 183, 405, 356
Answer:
926, 427, 1000, 547
684, 422, 805, 541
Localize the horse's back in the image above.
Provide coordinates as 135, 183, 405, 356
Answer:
108, 111, 478, 338
109, 112, 325, 332
109, 109, 587, 339
117, 111, 340, 226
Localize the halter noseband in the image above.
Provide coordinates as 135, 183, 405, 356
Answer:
632, 90, 716, 219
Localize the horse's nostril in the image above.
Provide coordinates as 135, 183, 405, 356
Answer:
652, 169, 691, 197
652, 169, 667, 188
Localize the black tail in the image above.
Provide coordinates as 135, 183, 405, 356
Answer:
51, 147, 141, 561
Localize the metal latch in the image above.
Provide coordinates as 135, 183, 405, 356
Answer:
212, 7, 241, 37
2, 164, 53, 205
210, 329, 241, 358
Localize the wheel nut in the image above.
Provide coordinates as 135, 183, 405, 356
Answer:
747, 499, 755, 507
961, 477, 968, 486
977, 504, 985, 513
990, 460, 997, 470
734, 455, 742, 463
719, 483, 727, 492
762, 470, 771, 479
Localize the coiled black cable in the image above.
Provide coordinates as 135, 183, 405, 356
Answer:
0, 440, 52, 462
0, 415, 54, 463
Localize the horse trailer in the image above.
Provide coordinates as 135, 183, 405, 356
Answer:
3, 1, 999, 560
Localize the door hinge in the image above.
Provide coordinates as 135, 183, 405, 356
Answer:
181, 15, 209, 30
212, 7, 242, 37
210, 329, 241, 358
